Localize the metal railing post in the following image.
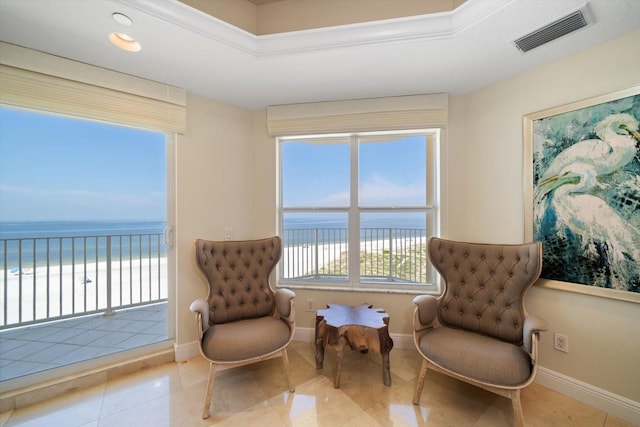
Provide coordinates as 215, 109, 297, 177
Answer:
104, 236, 114, 316
314, 228, 319, 278
2, 240, 7, 326
1, 231, 166, 330
18, 240, 23, 323
388, 228, 393, 281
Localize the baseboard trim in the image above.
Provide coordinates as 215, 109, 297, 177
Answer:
295, 327, 639, 424
180, 328, 414, 354
3, 326, 637, 424
293, 327, 414, 349
535, 366, 639, 425
389, 333, 414, 349
0, 348, 174, 412
174, 340, 200, 362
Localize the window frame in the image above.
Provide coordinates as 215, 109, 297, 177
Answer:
277, 128, 440, 293
0, 106, 177, 390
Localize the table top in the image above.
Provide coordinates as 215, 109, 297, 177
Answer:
316, 303, 389, 329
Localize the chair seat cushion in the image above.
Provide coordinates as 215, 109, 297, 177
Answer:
202, 316, 291, 362
417, 327, 531, 386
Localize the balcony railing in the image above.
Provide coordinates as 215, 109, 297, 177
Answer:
282, 227, 428, 283
1, 233, 167, 329
1, 227, 426, 328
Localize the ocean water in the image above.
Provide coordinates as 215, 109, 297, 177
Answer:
0, 217, 428, 270
0, 220, 166, 270
283, 213, 428, 246
0, 220, 166, 239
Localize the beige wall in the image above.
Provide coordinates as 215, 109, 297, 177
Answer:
4, 13, 635, 412
257, 0, 465, 35
457, 29, 640, 402
180, 0, 465, 36
175, 30, 640, 403
175, 94, 256, 345
247, 29, 640, 402
179, 0, 258, 34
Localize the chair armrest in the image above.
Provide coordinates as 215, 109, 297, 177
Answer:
413, 295, 438, 331
275, 288, 296, 322
190, 298, 210, 336
523, 314, 548, 354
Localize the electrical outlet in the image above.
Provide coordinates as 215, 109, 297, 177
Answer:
306, 299, 314, 312
224, 228, 232, 240
553, 333, 569, 353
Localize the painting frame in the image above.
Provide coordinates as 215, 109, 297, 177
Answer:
523, 85, 640, 303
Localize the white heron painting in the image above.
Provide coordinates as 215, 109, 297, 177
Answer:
532, 92, 640, 294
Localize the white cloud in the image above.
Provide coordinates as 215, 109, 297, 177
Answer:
0, 184, 35, 193
324, 190, 350, 205
320, 175, 424, 206
0, 184, 94, 197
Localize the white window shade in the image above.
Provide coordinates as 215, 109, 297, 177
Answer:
0, 42, 186, 134
267, 94, 447, 136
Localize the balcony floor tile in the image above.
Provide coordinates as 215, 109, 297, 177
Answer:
62, 329, 110, 346
31, 327, 85, 344
21, 343, 79, 364
0, 303, 167, 383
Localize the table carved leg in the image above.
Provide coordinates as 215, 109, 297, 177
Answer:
315, 313, 325, 370
382, 352, 391, 386
333, 337, 346, 388
314, 304, 394, 389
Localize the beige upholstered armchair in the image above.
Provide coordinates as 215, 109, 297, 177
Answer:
190, 236, 295, 419
413, 237, 546, 427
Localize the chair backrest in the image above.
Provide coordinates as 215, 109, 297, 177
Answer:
195, 236, 282, 325
427, 237, 542, 345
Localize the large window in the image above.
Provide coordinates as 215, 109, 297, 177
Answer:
0, 105, 172, 383
0, 43, 183, 389
279, 130, 439, 291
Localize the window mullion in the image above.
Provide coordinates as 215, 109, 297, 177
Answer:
278, 130, 439, 290
427, 131, 439, 238
348, 135, 360, 286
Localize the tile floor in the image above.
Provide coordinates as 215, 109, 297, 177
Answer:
0, 303, 168, 382
0, 341, 636, 427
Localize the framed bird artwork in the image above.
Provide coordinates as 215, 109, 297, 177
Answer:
524, 85, 640, 303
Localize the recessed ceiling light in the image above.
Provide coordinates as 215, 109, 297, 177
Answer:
112, 12, 133, 26
109, 32, 141, 52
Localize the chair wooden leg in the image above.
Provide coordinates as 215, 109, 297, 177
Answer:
413, 359, 429, 405
202, 362, 216, 419
282, 348, 295, 392
511, 388, 525, 427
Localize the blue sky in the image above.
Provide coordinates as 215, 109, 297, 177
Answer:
0, 106, 427, 223
0, 106, 166, 222
282, 135, 427, 207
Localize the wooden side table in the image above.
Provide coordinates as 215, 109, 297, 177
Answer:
315, 303, 394, 388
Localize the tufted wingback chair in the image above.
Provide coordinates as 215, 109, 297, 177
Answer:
190, 236, 295, 419
412, 237, 546, 427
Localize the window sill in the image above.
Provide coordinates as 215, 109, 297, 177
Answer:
277, 281, 440, 296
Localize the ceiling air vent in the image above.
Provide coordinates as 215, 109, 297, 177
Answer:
514, 9, 589, 53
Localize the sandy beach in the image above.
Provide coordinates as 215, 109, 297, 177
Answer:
1, 235, 426, 327
282, 236, 427, 279
1, 258, 167, 327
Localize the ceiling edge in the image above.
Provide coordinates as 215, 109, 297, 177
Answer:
116, 0, 512, 57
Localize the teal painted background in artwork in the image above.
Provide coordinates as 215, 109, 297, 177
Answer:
533, 93, 640, 292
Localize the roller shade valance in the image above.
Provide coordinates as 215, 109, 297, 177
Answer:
267, 94, 447, 136
0, 42, 186, 134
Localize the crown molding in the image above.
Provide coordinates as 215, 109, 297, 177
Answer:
117, 0, 513, 57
